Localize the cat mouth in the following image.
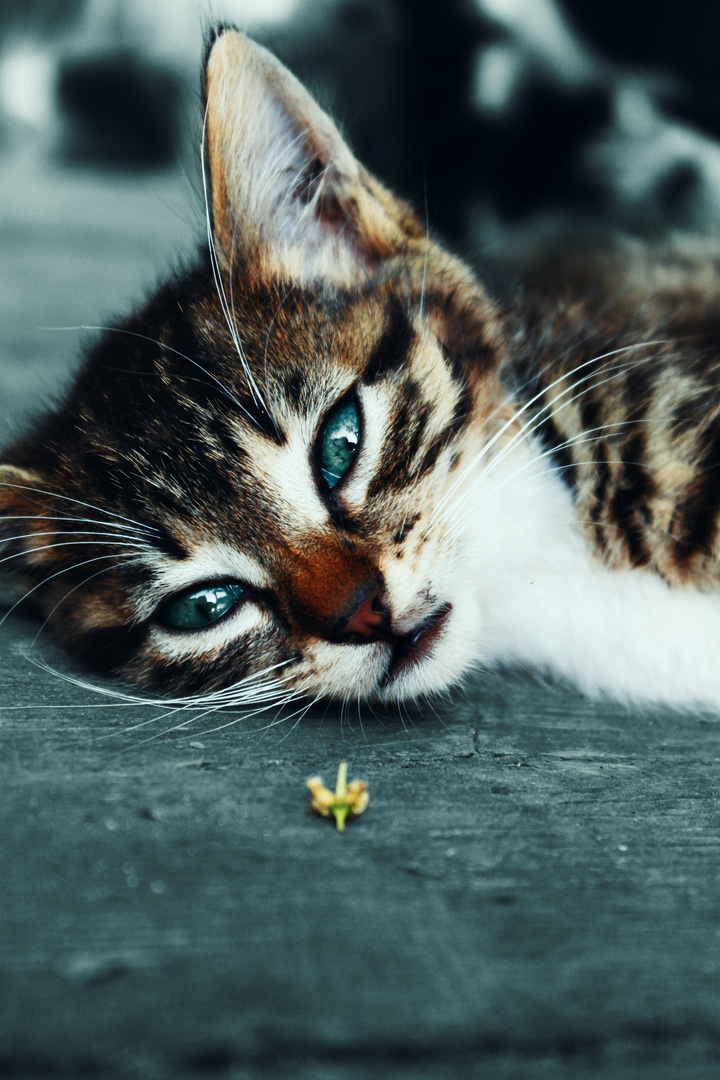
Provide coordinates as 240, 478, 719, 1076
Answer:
384, 604, 452, 682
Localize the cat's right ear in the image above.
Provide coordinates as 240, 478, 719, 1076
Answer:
203, 28, 422, 285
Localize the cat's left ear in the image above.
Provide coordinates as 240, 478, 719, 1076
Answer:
203, 28, 422, 284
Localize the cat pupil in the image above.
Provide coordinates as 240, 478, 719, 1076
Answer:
158, 583, 246, 631
319, 399, 360, 489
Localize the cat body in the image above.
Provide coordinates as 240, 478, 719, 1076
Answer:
1, 29, 719, 711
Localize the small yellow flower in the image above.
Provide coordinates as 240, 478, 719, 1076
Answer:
307, 761, 369, 832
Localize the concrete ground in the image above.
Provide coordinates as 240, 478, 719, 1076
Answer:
0, 142, 719, 1080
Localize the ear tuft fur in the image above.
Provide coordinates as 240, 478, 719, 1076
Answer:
202, 23, 239, 82
202, 30, 420, 284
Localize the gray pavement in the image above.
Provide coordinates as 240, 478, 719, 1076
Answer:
1, 144, 719, 1080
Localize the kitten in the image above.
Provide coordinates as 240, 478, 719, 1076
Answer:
1, 28, 719, 711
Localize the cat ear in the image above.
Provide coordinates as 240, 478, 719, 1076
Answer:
203, 28, 421, 284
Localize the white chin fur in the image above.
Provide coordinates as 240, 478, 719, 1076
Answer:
376, 592, 484, 704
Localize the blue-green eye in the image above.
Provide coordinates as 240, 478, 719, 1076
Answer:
318, 398, 360, 489
157, 582, 246, 630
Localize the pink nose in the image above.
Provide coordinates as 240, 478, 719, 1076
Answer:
286, 544, 390, 644
342, 591, 391, 641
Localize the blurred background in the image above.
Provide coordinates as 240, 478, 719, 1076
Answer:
3, 0, 720, 239
4, 0, 720, 240
3, 0, 720, 440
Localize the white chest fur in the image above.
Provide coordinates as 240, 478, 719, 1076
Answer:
463, 436, 720, 709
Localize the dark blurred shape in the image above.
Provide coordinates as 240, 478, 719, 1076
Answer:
655, 161, 701, 220
564, 0, 720, 96
562, 0, 720, 147
265, 0, 486, 239
475, 83, 612, 219
57, 52, 182, 168
391, 0, 613, 232
0, 0, 82, 34
391, 0, 486, 238
265, 0, 720, 243
36, 0, 720, 234
266, 0, 612, 238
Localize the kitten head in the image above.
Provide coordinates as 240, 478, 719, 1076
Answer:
0, 29, 511, 705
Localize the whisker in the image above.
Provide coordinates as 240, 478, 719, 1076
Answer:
430, 340, 667, 525
91, 673, 301, 742
0, 514, 153, 534
200, 95, 276, 428
13, 652, 296, 712
444, 419, 643, 537
274, 696, 317, 743
0, 529, 152, 547
437, 351, 662, 529
0, 551, 140, 629
42, 324, 257, 428
418, 183, 430, 322
449, 456, 629, 542
191, 690, 310, 740
0, 539, 147, 573
0, 480, 158, 533
129, 685, 306, 747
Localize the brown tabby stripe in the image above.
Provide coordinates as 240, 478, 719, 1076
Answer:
608, 433, 654, 567
137, 647, 256, 697
363, 299, 416, 383
73, 622, 150, 675
509, 284, 720, 581
673, 417, 720, 561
